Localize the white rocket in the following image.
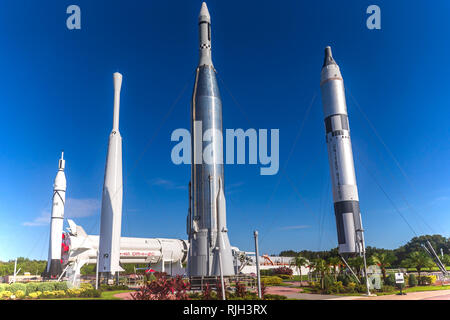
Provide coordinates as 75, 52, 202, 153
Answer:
98, 72, 124, 277
46, 151, 66, 277
320, 47, 365, 255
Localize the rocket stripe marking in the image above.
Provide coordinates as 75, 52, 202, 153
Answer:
53, 190, 65, 206
320, 77, 343, 86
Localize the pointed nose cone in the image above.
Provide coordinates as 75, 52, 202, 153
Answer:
199, 2, 211, 23
323, 46, 337, 67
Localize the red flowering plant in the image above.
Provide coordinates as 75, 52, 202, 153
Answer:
272, 266, 293, 276
131, 272, 190, 300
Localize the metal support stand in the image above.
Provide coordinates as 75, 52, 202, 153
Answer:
362, 250, 372, 296
339, 254, 360, 284
218, 251, 226, 300
254, 231, 262, 299
95, 251, 99, 290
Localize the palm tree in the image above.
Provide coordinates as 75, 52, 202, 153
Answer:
348, 256, 365, 281
328, 257, 341, 280
371, 252, 396, 281
312, 258, 330, 289
402, 251, 434, 284
291, 256, 308, 286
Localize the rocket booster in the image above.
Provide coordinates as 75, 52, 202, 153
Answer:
46, 151, 66, 277
98, 72, 124, 275
187, 2, 235, 277
320, 47, 365, 255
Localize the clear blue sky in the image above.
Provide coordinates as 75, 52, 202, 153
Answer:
0, 0, 449, 261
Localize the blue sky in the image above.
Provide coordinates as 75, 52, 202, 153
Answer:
0, 0, 449, 261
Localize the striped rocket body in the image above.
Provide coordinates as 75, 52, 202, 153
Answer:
320, 47, 365, 255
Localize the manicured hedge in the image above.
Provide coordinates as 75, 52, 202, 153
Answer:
10, 283, 27, 293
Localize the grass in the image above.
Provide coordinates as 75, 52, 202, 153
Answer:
41, 290, 133, 300
330, 285, 450, 297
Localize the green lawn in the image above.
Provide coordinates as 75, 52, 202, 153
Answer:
44, 290, 133, 300
331, 285, 450, 297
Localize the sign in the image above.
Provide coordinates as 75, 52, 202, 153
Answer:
368, 274, 382, 290
395, 273, 404, 284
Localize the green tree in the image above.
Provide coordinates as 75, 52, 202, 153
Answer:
371, 251, 396, 281
402, 251, 434, 284
310, 258, 330, 289
327, 256, 341, 280
291, 256, 308, 286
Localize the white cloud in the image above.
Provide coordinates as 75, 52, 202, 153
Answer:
150, 178, 187, 190
22, 210, 51, 227
23, 198, 100, 227
65, 198, 101, 218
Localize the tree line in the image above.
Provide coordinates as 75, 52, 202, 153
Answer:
280, 234, 450, 269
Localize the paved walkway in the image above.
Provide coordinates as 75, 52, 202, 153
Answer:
114, 292, 135, 300
113, 287, 450, 300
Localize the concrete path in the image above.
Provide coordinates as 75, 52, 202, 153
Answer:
114, 292, 135, 300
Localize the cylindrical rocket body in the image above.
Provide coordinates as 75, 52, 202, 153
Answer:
98, 73, 123, 274
187, 2, 235, 277
66, 234, 188, 266
320, 48, 364, 255
189, 65, 223, 276
46, 154, 66, 276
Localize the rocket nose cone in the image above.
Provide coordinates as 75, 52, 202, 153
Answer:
113, 72, 123, 91
199, 2, 211, 22
323, 46, 337, 67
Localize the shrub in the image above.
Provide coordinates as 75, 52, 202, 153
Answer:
1, 290, 13, 299
264, 294, 287, 300
418, 275, 436, 286
326, 281, 345, 294
381, 285, 395, 292
278, 274, 293, 280
28, 291, 42, 299
235, 282, 247, 298
0, 283, 10, 292
261, 282, 267, 299
42, 290, 56, 298
131, 274, 190, 300
408, 274, 417, 287
337, 274, 352, 286
15, 290, 25, 299
54, 282, 68, 291
67, 288, 83, 297
80, 289, 102, 298
260, 276, 282, 286
430, 275, 437, 284
100, 284, 129, 291
80, 283, 94, 290
356, 283, 368, 293
26, 282, 39, 294
10, 283, 27, 293
260, 269, 274, 276
272, 267, 293, 276
384, 274, 396, 286
346, 282, 357, 293
38, 282, 55, 292
323, 275, 335, 291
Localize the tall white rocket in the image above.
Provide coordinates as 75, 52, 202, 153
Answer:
46, 151, 66, 277
98, 72, 124, 276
